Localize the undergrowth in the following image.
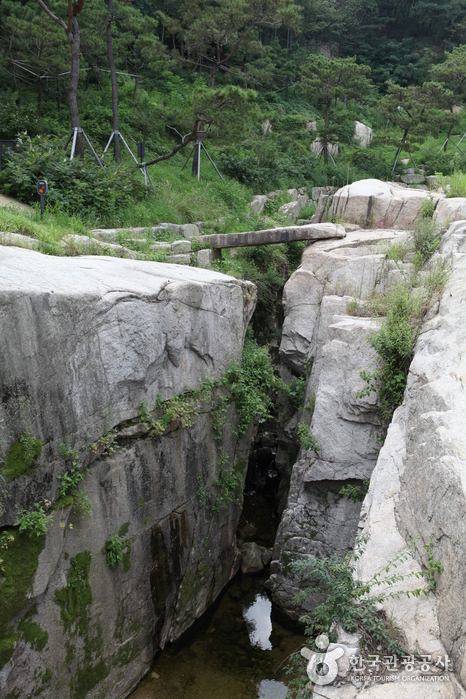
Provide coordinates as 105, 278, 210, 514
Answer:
358, 219, 448, 424
286, 535, 444, 697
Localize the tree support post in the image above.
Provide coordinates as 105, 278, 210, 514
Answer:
64, 127, 104, 169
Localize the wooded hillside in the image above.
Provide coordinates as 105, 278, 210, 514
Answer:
1, 0, 466, 225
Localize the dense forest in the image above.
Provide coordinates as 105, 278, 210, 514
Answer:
1, 0, 466, 226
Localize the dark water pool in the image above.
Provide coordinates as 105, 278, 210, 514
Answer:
131, 493, 305, 699
130, 573, 304, 699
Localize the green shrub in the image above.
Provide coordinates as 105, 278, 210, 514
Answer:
360, 250, 448, 424
286, 534, 444, 695
0, 135, 145, 223
280, 376, 307, 411
412, 218, 443, 270
104, 529, 131, 570
14, 502, 53, 538
419, 194, 435, 220
57, 440, 88, 497
441, 170, 466, 197
297, 421, 320, 452
224, 332, 276, 433
368, 285, 418, 420
339, 480, 370, 502
346, 300, 361, 316
219, 145, 314, 191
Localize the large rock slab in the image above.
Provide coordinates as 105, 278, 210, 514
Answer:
433, 198, 466, 227
0, 247, 255, 699
312, 179, 444, 229
349, 222, 466, 695
279, 228, 409, 374
0, 247, 255, 456
268, 311, 382, 617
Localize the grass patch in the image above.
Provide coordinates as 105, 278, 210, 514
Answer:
438, 170, 466, 197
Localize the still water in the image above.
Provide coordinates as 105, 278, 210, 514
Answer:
130, 574, 303, 699
131, 494, 305, 699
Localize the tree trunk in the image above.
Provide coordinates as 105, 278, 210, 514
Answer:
401, 127, 409, 149
67, 15, 83, 158
323, 102, 330, 165
444, 109, 454, 152
107, 0, 121, 162
133, 72, 138, 107
210, 65, 218, 88
9, 38, 18, 92
37, 76, 42, 118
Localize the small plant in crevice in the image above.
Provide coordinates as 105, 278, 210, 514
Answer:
212, 463, 244, 514
138, 400, 152, 424
423, 537, 444, 592
104, 523, 131, 571
71, 488, 93, 519
87, 427, 119, 458
339, 480, 370, 502
57, 439, 89, 498
280, 375, 307, 411
197, 448, 246, 514
412, 217, 444, 271
297, 421, 320, 453
346, 299, 362, 316
15, 501, 53, 538
303, 355, 313, 376
0, 531, 14, 574
224, 332, 277, 434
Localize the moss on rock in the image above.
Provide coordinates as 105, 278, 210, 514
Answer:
54, 551, 92, 634
0, 529, 45, 669
18, 605, 48, 652
3, 433, 42, 482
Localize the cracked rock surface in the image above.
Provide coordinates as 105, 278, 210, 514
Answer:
0, 247, 255, 699
312, 179, 443, 229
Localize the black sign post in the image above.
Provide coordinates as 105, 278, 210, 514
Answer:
37, 179, 48, 220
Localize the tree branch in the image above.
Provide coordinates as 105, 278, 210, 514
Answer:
135, 120, 201, 168
217, 16, 262, 67
36, 0, 68, 32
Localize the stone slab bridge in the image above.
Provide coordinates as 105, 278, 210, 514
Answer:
200, 223, 345, 260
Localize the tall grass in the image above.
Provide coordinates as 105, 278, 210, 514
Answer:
438, 171, 466, 198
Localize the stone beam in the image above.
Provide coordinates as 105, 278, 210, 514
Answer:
202, 223, 345, 251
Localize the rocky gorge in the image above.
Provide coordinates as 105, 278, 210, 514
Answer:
1, 179, 466, 698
